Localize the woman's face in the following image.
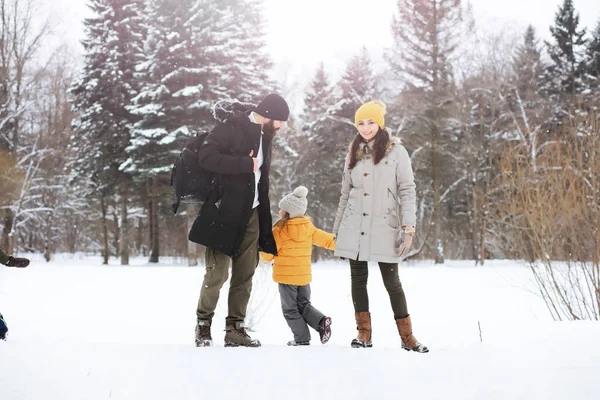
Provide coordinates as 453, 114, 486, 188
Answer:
357, 119, 379, 141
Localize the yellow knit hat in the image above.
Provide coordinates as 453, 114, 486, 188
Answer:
354, 101, 386, 129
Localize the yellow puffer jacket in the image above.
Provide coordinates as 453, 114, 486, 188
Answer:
260, 217, 335, 286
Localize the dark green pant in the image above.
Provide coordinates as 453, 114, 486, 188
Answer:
0, 248, 9, 265
196, 209, 259, 326
349, 259, 409, 320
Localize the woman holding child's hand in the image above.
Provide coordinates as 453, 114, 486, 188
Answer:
332, 101, 428, 353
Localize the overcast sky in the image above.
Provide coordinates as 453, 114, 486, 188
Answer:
45, 0, 599, 100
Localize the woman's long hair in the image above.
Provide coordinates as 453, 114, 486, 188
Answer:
348, 128, 390, 170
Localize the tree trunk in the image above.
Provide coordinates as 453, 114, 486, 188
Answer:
431, 3, 444, 265
113, 197, 120, 258
468, 168, 478, 264
471, 167, 485, 266
7, 226, 15, 255
100, 193, 109, 265
186, 203, 198, 266
147, 189, 152, 258
120, 183, 129, 265
432, 121, 444, 264
479, 210, 487, 265
148, 177, 159, 263
44, 212, 53, 262
68, 217, 77, 254
2, 210, 13, 253
137, 217, 144, 256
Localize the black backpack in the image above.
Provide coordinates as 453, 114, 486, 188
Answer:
170, 131, 218, 214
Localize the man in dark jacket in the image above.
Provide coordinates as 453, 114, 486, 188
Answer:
1, 247, 30, 340
189, 93, 290, 347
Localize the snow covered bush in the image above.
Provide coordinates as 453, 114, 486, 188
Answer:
244, 260, 278, 331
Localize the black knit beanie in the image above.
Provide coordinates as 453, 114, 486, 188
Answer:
254, 93, 290, 121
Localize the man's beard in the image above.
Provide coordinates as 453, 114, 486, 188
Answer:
261, 120, 279, 140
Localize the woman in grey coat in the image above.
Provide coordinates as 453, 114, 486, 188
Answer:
333, 101, 428, 353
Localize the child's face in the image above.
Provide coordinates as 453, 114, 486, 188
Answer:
278, 209, 287, 218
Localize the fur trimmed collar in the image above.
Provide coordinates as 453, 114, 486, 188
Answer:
211, 99, 255, 123
355, 136, 401, 162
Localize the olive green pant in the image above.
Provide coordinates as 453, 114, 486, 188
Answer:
0, 248, 9, 265
196, 209, 260, 326
349, 259, 409, 320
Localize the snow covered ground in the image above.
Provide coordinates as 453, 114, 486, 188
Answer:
1, 255, 599, 400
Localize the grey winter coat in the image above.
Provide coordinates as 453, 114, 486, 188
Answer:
333, 137, 417, 263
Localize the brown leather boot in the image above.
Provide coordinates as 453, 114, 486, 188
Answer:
351, 312, 372, 348
396, 315, 428, 353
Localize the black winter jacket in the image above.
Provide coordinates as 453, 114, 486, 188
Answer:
188, 101, 277, 257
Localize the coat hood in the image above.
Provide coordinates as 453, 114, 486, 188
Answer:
212, 99, 256, 124
278, 217, 313, 243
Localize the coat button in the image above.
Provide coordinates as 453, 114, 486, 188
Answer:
364, 193, 369, 197
364, 173, 369, 177
363, 213, 368, 216
361, 232, 365, 235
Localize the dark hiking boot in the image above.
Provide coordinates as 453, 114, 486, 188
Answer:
224, 322, 261, 348
195, 320, 213, 347
0, 312, 8, 341
318, 316, 332, 344
396, 315, 429, 353
351, 312, 372, 348
287, 340, 310, 346
6, 256, 29, 268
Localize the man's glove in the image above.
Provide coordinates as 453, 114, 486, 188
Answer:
396, 226, 415, 257
6, 256, 30, 268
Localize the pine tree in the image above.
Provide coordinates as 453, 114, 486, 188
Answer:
303, 63, 333, 122
506, 25, 547, 153
387, 0, 466, 264
125, 0, 229, 178
294, 63, 336, 251
503, 25, 549, 170
70, 0, 145, 188
215, 0, 274, 102
297, 50, 378, 261
125, 0, 275, 179
69, 0, 145, 264
339, 48, 377, 110
293, 62, 334, 150
268, 63, 334, 257
543, 0, 587, 99
456, 38, 517, 264
125, 0, 233, 262
584, 18, 600, 107
512, 25, 544, 104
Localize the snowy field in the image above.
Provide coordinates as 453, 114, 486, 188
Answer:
1, 254, 599, 400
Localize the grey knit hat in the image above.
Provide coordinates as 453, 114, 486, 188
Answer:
278, 186, 308, 218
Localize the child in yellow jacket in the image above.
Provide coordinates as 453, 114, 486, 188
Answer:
260, 186, 336, 346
